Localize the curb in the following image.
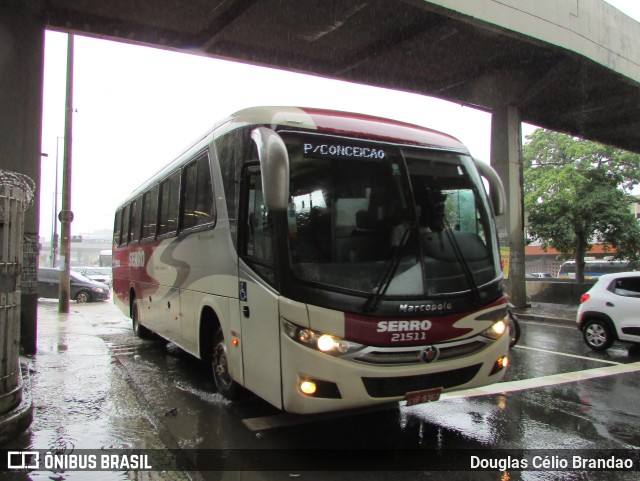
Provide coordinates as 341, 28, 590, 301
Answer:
514, 313, 576, 326
0, 363, 33, 446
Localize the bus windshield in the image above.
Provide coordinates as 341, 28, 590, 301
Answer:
284, 133, 498, 299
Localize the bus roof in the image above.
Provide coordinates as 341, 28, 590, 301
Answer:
121, 106, 470, 205
219, 106, 468, 152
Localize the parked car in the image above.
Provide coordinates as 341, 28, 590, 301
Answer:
37, 268, 111, 303
577, 272, 640, 351
72, 266, 113, 286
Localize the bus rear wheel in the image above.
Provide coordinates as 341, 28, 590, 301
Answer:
132, 301, 152, 339
212, 328, 242, 400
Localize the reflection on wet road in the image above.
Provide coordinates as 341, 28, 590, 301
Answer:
96, 305, 640, 479
9, 301, 640, 481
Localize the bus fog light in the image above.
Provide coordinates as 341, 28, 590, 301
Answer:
490, 356, 509, 375
300, 380, 317, 395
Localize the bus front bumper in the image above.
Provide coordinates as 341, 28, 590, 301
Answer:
280, 333, 509, 414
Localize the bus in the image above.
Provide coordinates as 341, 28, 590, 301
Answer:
99, 249, 112, 268
558, 260, 635, 279
112, 106, 510, 414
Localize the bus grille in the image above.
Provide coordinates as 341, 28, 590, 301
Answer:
354, 341, 487, 365
361, 364, 481, 398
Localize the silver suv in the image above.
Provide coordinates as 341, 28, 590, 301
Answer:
577, 272, 640, 351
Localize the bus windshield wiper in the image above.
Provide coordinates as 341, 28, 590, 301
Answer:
363, 222, 415, 313
442, 219, 481, 306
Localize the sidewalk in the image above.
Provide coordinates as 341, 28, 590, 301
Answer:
512, 302, 578, 325
3, 300, 194, 480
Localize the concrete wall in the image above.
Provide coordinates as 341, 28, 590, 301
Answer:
526, 279, 596, 305
426, 0, 640, 84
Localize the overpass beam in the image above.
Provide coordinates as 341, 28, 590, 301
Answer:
491, 105, 527, 308
0, 5, 45, 354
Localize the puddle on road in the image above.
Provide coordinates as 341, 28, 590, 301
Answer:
174, 381, 231, 406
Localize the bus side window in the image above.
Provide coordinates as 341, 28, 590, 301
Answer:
122, 204, 130, 244
181, 153, 215, 230
130, 197, 142, 242
241, 169, 275, 284
113, 208, 122, 246
141, 185, 159, 240
158, 171, 180, 236
246, 173, 272, 262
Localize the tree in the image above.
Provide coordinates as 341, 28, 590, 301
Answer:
523, 129, 640, 283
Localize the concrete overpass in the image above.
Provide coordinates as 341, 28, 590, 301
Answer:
2, 0, 640, 354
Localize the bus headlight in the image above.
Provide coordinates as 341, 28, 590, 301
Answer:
480, 320, 507, 340
283, 320, 364, 357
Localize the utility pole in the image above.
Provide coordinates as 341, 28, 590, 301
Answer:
59, 34, 74, 314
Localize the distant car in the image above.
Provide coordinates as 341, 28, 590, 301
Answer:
37, 268, 111, 303
73, 266, 113, 286
577, 272, 640, 351
526, 272, 552, 278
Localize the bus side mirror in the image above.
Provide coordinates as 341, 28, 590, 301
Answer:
473, 159, 506, 216
251, 127, 289, 211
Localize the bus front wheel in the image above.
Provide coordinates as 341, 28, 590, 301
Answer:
212, 329, 243, 400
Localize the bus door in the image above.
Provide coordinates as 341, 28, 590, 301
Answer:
238, 168, 282, 409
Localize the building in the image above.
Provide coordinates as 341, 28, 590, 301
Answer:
39, 230, 112, 268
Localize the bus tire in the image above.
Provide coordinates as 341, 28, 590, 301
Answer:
583, 319, 613, 351
507, 313, 521, 348
132, 300, 152, 339
212, 328, 243, 400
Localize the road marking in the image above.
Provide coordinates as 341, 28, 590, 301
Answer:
437, 361, 640, 402
513, 344, 621, 365
244, 362, 640, 430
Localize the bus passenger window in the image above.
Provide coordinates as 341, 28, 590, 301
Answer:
113, 208, 122, 246
130, 198, 142, 242
182, 154, 214, 230
122, 204, 130, 244
141, 185, 159, 239
158, 171, 180, 235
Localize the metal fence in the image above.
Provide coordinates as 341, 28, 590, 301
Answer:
0, 183, 25, 417
0, 170, 34, 439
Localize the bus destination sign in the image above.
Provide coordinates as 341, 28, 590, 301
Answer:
303, 142, 386, 160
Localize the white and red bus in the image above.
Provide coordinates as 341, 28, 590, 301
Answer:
112, 106, 510, 414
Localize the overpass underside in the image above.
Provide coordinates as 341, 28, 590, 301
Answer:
1, 0, 639, 351
36, 0, 640, 152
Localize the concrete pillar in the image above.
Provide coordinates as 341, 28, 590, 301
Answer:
0, 5, 45, 354
491, 105, 527, 308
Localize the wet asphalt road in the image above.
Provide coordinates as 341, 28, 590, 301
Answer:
8, 300, 640, 480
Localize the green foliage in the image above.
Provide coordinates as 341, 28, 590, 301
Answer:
523, 129, 640, 282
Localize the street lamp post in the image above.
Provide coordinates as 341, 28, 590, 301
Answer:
51, 136, 63, 267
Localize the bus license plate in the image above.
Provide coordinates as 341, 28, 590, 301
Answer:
404, 387, 442, 406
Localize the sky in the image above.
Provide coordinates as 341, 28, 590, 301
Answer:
39, 0, 640, 240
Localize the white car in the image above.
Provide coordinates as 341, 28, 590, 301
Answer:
74, 266, 113, 287
577, 271, 640, 351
